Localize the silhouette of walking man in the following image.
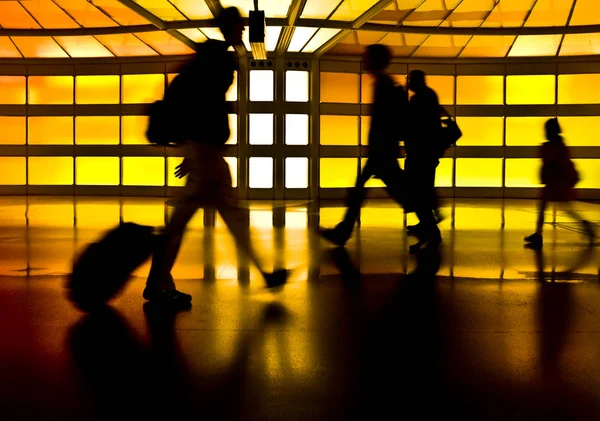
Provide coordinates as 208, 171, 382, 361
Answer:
319, 44, 437, 251
403, 70, 443, 250
144, 7, 288, 309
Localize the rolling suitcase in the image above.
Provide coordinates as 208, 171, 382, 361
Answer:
67, 222, 156, 312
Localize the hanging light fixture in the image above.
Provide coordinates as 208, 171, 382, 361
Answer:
249, 0, 267, 60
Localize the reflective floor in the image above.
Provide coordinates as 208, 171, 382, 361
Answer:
1, 197, 600, 420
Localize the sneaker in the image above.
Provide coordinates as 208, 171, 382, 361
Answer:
264, 269, 289, 289
409, 231, 442, 255
319, 227, 350, 247
407, 223, 423, 236
524, 233, 543, 245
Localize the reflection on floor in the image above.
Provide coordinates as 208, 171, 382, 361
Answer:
0, 197, 599, 420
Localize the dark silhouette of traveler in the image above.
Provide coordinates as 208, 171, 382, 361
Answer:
319, 44, 437, 252
524, 118, 595, 249
404, 70, 444, 244
145, 6, 288, 309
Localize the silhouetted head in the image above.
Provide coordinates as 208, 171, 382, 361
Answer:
545, 117, 562, 140
407, 70, 427, 92
216, 6, 244, 47
363, 44, 391, 74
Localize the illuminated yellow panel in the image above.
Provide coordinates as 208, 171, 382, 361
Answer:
249, 70, 274, 101
301, 0, 341, 19
524, 0, 572, 27
55, 36, 113, 58
121, 116, 149, 145
178, 29, 207, 43
170, 0, 213, 19
0, 37, 22, 58
224, 157, 238, 188
249, 114, 274, 145
285, 114, 309, 145
28, 117, 73, 145
302, 28, 343, 53
227, 114, 238, 145
456, 158, 503, 187
12, 37, 69, 58
572, 160, 600, 189
456, 76, 503, 105
54, 0, 117, 27
288, 27, 318, 52
92, 0, 150, 25
0, 76, 26, 104
506, 75, 555, 105
320, 72, 359, 103
134, 0, 185, 20
265, 26, 283, 51
509, 35, 562, 57
0, 158, 26, 185
445, 0, 496, 27
286, 71, 309, 102
320, 158, 357, 188
456, 117, 503, 146
505, 117, 548, 146
28, 76, 73, 104
96, 34, 158, 57
122, 157, 165, 186
505, 159, 542, 188
361, 116, 370, 145
285, 158, 309, 188
28, 157, 73, 185
361, 73, 374, 104
249, 157, 273, 188
135, 31, 194, 55
427, 75, 454, 105
412, 35, 472, 58
76, 117, 119, 145
569, 0, 600, 26
320, 116, 359, 145
331, 0, 379, 20
227, 72, 238, 101
122, 74, 164, 104
560, 33, 600, 56
167, 157, 186, 187
558, 74, 600, 104
436, 158, 454, 187
460, 35, 516, 57
221, 0, 292, 17
0, 117, 26, 145
75, 75, 119, 104
559, 117, 600, 146
76, 157, 120, 185
482, 0, 537, 27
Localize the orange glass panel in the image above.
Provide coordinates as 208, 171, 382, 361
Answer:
12, 37, 69, 58
0, 117, 26, 145
135, 0, 186, 20
55, 36, 113, 58
76, 117, 120, 145
121, 116, 149, 145
20, 0, 79, 29
122, 157, 165, 186
320, 115, 359, 145
28, 117, 73, 145
560, 33, 600, 56
95, 34, 158, 57
412, 35, 472, 58
459, 35, 515, 57
427, 75, 454, 105
28, 157, 74, 185
90, 0, 150, 25
0, 37, 22, 58
524, 0, 572, 27
121, 74, 165, 104
456, 76, 503, 105
508, 35, 562, 57
53, 0, 117, 27
76, 157, 120, 186
135, 32, 194, 55
320, 158, 358, 188
569, 0, 600, 26
0, 158, 26, 185
0, 76, 26, 104
558, 74, 600, 104
320, 73, 359, 103
559, 117, 600, 146
0, 2, 40, 28
28, 76, 73, 104
76, 75, 120, 104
